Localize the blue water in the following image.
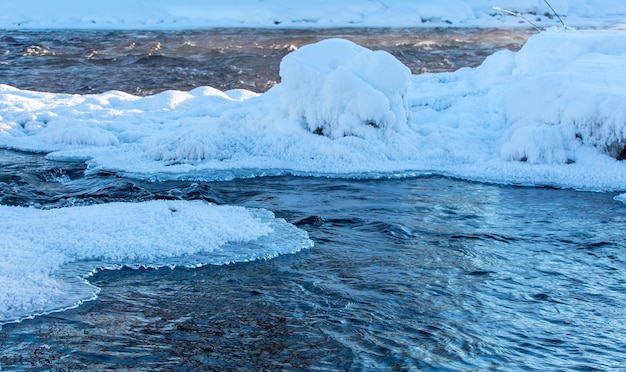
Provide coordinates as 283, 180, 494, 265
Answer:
1, 29, 625, 371
1, 155, 625, 370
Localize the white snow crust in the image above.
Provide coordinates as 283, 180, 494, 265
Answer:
1, 0, 626, 29
0, 201, 313, 325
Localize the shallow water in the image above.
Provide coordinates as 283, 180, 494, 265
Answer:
1, 29, 625, 371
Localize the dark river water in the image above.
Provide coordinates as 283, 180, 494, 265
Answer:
1, 29, 626, 371
0, 28, 531, 95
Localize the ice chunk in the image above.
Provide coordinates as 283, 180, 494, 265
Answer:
0, 200, 312, 324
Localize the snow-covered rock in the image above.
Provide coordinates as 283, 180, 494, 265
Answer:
501, 30, 626, 163
279, 38, 411, 139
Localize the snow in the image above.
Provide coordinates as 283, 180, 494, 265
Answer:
499, 30, 626, 163
279, 38, 411, 139
2, 29, 626, 190
1, 0, 626, 29
0, 200, 313, 325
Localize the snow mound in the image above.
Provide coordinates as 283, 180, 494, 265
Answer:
501, 30, 626, 163
0, 200, 313, 325
279, 38, 411, 139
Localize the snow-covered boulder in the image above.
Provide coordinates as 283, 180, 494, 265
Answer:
501, 30, 626, 163
278, 38, 411, 139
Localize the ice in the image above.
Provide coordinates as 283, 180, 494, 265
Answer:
501, 125, 571, 164
0, 200, 313, 325
36, 119, 121, 146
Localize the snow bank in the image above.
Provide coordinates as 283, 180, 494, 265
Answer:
0, 200, 313, 324
501, 30, 626, 163
1, 0, 626, 29
2, 30, 626, 191
410, 29, 626, 189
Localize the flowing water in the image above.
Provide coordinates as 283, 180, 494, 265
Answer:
1, 28, 626, 371
0, 28, 531, 95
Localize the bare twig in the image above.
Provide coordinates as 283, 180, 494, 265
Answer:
493, 6, 543, 31
543, 0, 567, 28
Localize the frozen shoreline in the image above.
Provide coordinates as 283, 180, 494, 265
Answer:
2, 0, 626, 30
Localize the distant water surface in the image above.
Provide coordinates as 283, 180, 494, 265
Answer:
0, 28, 532, 95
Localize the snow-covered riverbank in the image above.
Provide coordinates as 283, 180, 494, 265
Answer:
1, 0, 626, 30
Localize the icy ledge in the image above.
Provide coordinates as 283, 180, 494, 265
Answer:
1, 31, 626, 191
615, 194, 626, 204
0, 200, 313, 325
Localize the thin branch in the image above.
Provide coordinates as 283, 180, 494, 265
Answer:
543, 0, 567, 28
493, 7, 543, 31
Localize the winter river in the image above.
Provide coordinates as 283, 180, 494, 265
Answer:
1, 28, 625, 371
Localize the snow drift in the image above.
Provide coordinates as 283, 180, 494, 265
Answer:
501, 30, 626, 163
1, 30, 626, 191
